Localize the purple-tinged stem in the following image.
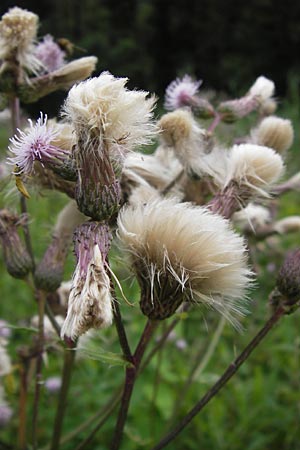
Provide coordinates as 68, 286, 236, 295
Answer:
110, 319, 158, 450
31, 290, 46, 449
207, 112, 221, 134
50, 341, 76, 450
18, 361, 28, 450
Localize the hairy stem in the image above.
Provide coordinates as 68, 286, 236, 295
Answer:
112, 299, 134, 364
50, 342, 76, 450
31, 290, 46, 449
18, 361, 28, 450
207, 112, 221, 133
151, 306, 286, 450
161, 170, 184, 196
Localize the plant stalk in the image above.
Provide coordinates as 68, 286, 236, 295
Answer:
50, 341, 76, 450
110, 319, 158, 450
31, 290, 46, 449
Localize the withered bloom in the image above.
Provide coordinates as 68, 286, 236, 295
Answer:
61, 222, 113, 341
118, 198, 252, 324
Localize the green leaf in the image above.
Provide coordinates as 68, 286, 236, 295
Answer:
6, 324, 38, 333
77, 344, 129, 367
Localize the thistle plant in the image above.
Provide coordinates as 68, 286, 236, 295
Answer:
1, 6, 300, 450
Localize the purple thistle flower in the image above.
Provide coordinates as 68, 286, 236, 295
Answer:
175, 338, 187, 350
8, 113, 67, 175
164, 75, 202, 111
0, 320, 11, 339
44, 376, 62, 393
0, 403, 13, 428
34, 34, 66, 73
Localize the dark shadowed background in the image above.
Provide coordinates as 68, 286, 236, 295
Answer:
1, 0, 300, 102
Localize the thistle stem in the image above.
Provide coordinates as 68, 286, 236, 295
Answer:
207, 112, 221, 133
112, 299, 134, 364
50, 342, 76, 450
10, 96, 21, 132
44, 300, 61, 338
18, 361, 28, 450
161, 169, 184, 196
31, 290, 46, 449
57, 319, 177, 449
151, 306, 286, 450
110, 319, 158, 450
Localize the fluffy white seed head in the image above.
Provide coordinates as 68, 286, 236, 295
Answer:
118, 198, 252, 323
249, 76, 275, 102
57, 280, 72, 309
0, 7, 41, 73
221, 144, 284, 197
251, 116, 294, 154
123, 151, 182, 191
50, 56, 98, 86
54, 200, 86, 235
31, 315, 64, 341
63, 72, 157, 154
128, 183, 161, 207
233, 203, 271, 229
158, 109, 210, 174
273, 216, 300, 234
61, 246, 113, 340
48, 120, 75, 152
0, 338, 11, 376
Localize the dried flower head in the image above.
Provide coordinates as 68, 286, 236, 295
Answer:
164, 75, 202, 111
223, 144, 284, 197
233, 203, 271, 229
248, 76, 275, 103
128, 183, 161, 207
273, 216, 300, 234
118, 198, 252, 323
47, 120, 75, 152
123, 150, 182, 193
31, 315, 64, 341
0, 7, 40, 73
208, 144, 284, 218
0, 338, 12, 376
159, 109, 212, 175
251, 116, 294, 154
8, 112, 68, 175
34, 34, 66, 73
63, 72, 156, 220
17, 56, 98, 103
64, 72, 156, 154
61, 222, 113, 341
